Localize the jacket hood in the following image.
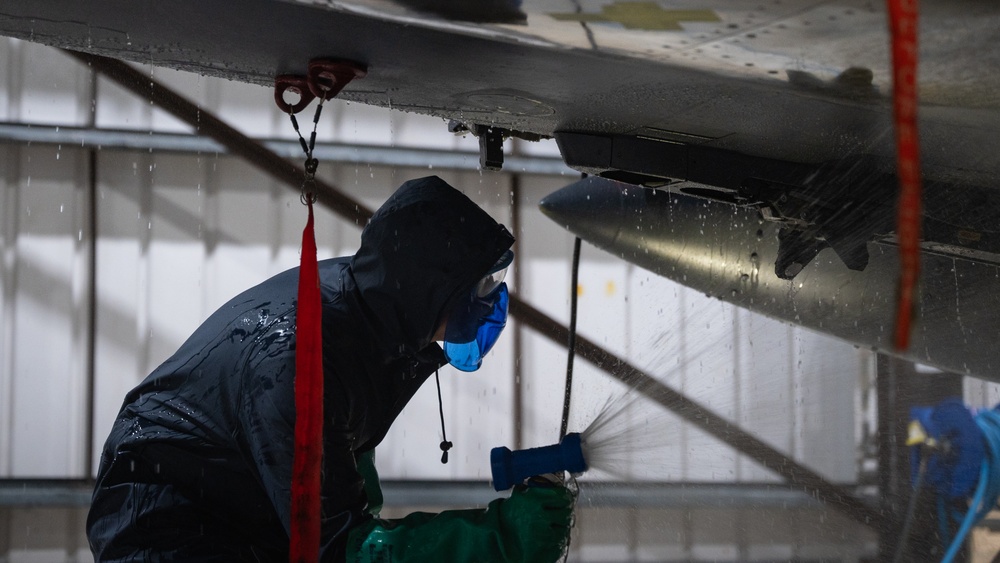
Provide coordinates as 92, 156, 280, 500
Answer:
349, 176, 515, 357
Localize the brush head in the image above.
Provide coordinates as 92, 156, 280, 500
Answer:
490, 446, 515, 491
490, 432, 588, 491
560, 433, 588, 474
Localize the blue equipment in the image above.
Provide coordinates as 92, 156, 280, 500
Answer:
490, 433, 588, 491
907, 398, 1000, 562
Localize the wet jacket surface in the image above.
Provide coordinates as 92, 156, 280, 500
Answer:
86, 176, 515, 562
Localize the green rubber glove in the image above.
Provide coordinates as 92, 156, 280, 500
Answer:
346, 484, 574, 563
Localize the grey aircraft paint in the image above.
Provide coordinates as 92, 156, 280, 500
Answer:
540, 176, 999, 381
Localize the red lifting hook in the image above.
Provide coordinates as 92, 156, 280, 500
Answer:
274, 59, 367, 114
274, 74, 316, 114
307, 59, 367, 100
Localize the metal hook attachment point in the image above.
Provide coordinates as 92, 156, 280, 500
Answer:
274, 75, 316, 114
275, 58, 366, 207
307, 59, 368, 101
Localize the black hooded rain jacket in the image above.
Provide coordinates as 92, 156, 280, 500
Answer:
86, 176, 515, 562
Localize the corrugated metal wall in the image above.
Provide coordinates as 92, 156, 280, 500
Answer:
0, 37, 910, 561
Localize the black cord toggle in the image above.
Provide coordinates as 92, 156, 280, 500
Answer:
439, 440, 453, 464
435, 369, 452, 464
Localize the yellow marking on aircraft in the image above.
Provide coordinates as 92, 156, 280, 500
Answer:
550, 2, 719, 31
605, 280, 616, 296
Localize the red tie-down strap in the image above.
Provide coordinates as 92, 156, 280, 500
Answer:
887, 0, 921, 352
291, 200, 323, 563
276, 57, 366, 563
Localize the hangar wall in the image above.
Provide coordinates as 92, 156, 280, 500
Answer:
0, 37, 969, 560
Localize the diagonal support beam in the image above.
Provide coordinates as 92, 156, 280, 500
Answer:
65, 49, 882, 530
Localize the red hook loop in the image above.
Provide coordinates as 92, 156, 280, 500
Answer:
307, 59, 367, 101
274, 74, 317, 114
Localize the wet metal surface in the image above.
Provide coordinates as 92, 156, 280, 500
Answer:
540, 177, 1000, 381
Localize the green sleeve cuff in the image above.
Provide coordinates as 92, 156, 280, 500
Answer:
355, 449, 383, 517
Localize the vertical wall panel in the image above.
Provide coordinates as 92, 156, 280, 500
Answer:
12, 42, 90, 127
0, 145, 21, 475
736, 311, 796, 482
67, 148, 94, 475
145, 152, 209, 360
0, 39, 21, 122
92, 151, 146, 469
795, 331, 861, 481
93, 72, 155, 131
516, 174, 579, 453
2, 40, 97, 475
201, 159, 275, 315
520, 256, 574, 446
7, 146, 88, 476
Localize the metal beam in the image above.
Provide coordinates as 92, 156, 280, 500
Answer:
66, 49, 881, 531
0, 122, 575, 177
0, 479, 865, 510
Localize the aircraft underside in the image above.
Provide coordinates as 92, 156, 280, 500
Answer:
1, 0, 998, 379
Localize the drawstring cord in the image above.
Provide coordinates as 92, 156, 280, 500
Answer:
435, 369, 453, 464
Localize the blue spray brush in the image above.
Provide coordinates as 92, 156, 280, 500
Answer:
490, 432, 588, 491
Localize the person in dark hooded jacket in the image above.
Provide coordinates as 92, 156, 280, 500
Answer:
86, 176, 574, 562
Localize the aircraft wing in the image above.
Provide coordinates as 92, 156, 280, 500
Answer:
0, 1, 995, 174
2, 0, 999, 378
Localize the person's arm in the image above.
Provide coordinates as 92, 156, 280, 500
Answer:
344, 472, 574, 563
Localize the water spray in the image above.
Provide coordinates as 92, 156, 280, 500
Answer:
490, 432, 589, 491
489, 379, 685, 491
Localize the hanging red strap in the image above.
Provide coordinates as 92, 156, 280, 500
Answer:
275, 57, 366, 563
887, 0, 922, 352
291, 199, 323, 563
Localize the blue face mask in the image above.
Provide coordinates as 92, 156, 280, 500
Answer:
443, 250, 513, 372
443, 284, 509, 372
